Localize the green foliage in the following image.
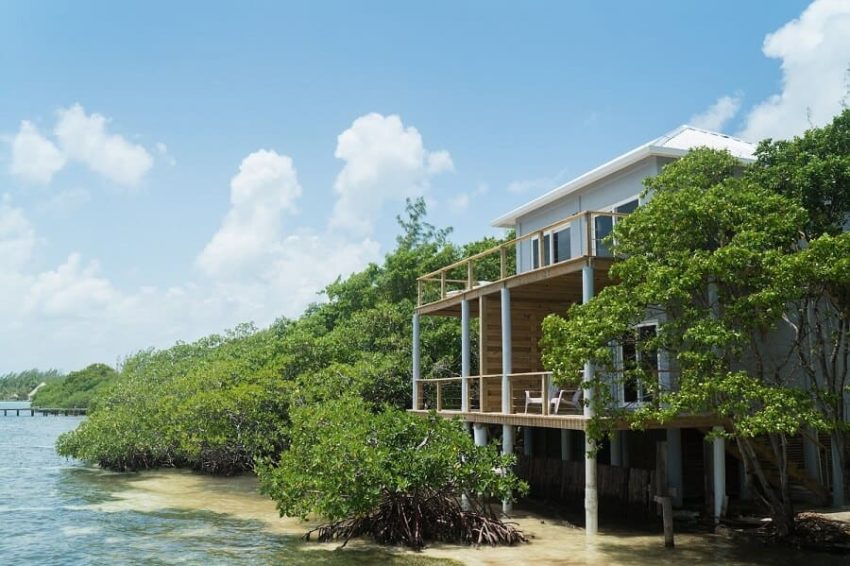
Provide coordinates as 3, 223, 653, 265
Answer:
0, 369, 64, 400
257, 396, 526, 523
31, 363, 117, 409
543, 148, 820, 438
749, 108, 850, 237
58, 198, 514, 480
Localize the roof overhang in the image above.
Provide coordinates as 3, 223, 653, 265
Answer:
491, 126, 756, 229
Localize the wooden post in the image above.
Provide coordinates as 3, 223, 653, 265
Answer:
655, 440, 674, 547
416, 280, 422, 306
440, 271, 447, 299
653, 495, 675, 548
500, 246, 507, 279
536, 231, 545, 267
467, 261, 474, 290
541, 374, 549, 416
436, 382, 443, 411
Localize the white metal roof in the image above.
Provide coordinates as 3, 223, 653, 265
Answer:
491, 125, 756, 228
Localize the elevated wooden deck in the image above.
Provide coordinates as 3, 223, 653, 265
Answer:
415, 209, 622, 317
409, 408, 723, 431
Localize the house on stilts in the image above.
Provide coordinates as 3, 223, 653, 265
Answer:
409, 125, 842, 533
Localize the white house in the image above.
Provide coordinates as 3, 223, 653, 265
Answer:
410, 126, 836, 533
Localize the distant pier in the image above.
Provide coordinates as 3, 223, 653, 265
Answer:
1, 407, 87, 416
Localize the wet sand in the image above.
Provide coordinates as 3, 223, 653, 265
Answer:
93, 470, 849, 566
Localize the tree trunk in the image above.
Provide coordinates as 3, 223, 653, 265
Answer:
737, 435, 796, 537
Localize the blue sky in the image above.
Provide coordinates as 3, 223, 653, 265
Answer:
0, 0, 846, 372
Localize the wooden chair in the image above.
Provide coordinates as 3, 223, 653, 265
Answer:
524, 386, 583, 414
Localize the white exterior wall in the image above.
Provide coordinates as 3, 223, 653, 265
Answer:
514, 158, 663, 273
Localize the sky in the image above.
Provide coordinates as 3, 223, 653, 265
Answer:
0, 0, 848, 373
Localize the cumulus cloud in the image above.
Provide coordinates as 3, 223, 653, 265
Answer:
54, 104, 154, 186
10, 121, 67, 184
330, 113, 453, 235
0, 196, 37, 270
689, 94, 742, 132
197, 146, 381, 320
0, 112, 444, 371
738, 0, 850, 141
24, 254, 121, 318
197, 149, 303, 277
8, 104, 154, 187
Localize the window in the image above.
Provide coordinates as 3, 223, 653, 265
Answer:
532, 226, 573, 269
594, 197, 639, 256
553, 227, 571, 263
618, 323, 659, 405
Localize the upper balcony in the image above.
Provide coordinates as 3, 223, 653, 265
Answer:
415, 210, 626, 316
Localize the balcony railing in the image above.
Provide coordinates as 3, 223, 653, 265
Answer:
416, 210, 627, 306
414, 371, 585, 416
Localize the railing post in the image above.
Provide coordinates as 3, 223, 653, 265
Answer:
536, 230, 545, 267
541, 373, 549, 416
467, 261, 474, 290
500, 246, 507, 279
436, 382, 443, 411
440, 271, 447, 299
412, 313, 421, 410
479, 376, 485, 412
416, 280, 423, 306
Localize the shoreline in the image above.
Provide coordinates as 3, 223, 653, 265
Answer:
88, 468, 850, 566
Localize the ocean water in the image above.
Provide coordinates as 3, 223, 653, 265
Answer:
2, 401, 848, 566
0, 402, 436, 565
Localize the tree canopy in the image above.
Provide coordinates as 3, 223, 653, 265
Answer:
541, 110, 850, 535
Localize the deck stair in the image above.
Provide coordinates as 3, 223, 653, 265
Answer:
701, 429, 829, 503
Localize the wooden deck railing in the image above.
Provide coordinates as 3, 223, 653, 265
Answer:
416, 210, 627, 306
415, 371, 585, 416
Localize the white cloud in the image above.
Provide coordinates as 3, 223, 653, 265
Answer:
197, 146, 382, 319
8, 105, 156, 187
197, 149, 303, 277
738, 0, 850, 141
689, 94, 742, 132
24, 254, 121, 318
0, 196, 37, 270
448, 182, 489, 214
0, 113, 447, 372
10, 121, 67, 184
330, 113, 453, 235
54, 104, 154, 186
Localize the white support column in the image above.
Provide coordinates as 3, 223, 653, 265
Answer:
561, 430, 572, 461
667, 428, 683, 507
610, 431, 622, 467
713, 426, 726, 521
524, 427, 533, 457
581, 264, 598, 537
412, 313, 420, 410
502, 424, 515, 514
473, 423, 488, 447
500, 287, 512, 414
832, 439, 845, 508
461, 299, 471, 413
